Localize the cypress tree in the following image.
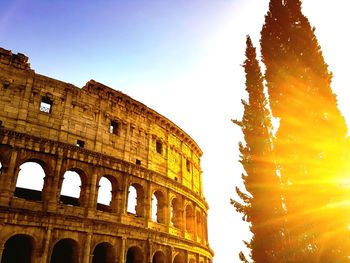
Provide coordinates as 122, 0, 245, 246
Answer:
232, 36, 284, 262
261, 0, 348, 261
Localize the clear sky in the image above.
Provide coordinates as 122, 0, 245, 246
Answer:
2, 0, 350, 262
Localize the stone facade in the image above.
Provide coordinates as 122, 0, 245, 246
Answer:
0, 47, 213, 263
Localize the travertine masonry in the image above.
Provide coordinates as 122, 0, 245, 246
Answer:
0, 47, 213, 263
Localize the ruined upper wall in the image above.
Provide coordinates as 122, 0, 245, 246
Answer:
0, 48, 204, 196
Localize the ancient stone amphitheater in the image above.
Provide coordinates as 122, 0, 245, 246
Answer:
0, 48, 213, 263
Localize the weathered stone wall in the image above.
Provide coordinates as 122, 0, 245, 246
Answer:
0, 48, 213, 263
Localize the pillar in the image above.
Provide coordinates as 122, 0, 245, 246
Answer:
0, 150, 18, 205
41, 228, 52, 263
119, 237, 126, 263
82, 232, 92, 263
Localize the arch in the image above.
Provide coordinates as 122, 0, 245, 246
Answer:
1, 234, 34, 263
126, 246, 143, 263
152, 190, 166, 223
171, 197, 182, 228
92, 242, 114, 263
152, 250, 166, 263
50, 238, 79, 263
185, 204, 195, 234
173, 253, 185, 263
59, 169, 83, 206
97, 176, 113, 211
15, 161, 46, 201
127, 183, 144, 217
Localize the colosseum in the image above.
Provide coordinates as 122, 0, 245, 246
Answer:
0, 47, 213, 263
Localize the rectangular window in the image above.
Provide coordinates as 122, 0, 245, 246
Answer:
136, 159, 141, 165
109, 120, 119, 135
76, 140, 85, 148
40, 97, 53, 113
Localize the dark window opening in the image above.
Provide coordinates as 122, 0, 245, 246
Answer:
40, 96, 53, 113
3, 82, 10, 89
136, 159, 141, 165
109, 120, 119, 135
156, 140, 162, 154
186, 159, 191, 172
0, 120, 3, 127
174, 177, 178, 181
76, 140, 85, 148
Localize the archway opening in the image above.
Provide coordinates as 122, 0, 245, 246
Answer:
152, 190, 165, 223
173, 254, 184, 263
152, 250, 166, 263
127, 183, 144, 217
15, 161, 45, 201
50, 238, 78, 263
1, 234, 33, 263
126, 246, 143, 263
171, 198, 182, 228
60, 170, 82, 206
92, 242, 114, 263
185, 204, 195, 235
97, 176, 113, 212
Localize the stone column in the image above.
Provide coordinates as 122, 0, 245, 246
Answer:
88, 173, 98, 208
0, 246, 4, 262
193, 208, 197, 241
166, 191, 171, 227
0, 150, 18, 205
147, 239, 153, 263
47, 157, 63, 211
83, 172, 98, 215
119, 237, 126, 263
122, 178, 130, 215
82, 232, 92, 263
110, 189, 118, 213
144, 182, 151, 220
115, 188, 125, 215
41, 228, 52, 263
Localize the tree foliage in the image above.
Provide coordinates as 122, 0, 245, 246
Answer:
232, 36, 284, 262
234, 0, 350, 261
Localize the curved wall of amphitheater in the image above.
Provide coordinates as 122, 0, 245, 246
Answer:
0, 48, 213, 263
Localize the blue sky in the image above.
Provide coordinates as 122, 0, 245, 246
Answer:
1, 0, 239, 88
2, 1, 350, 262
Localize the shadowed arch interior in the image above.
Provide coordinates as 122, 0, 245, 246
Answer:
1, 234, 34, 263
152, 250, 166, 263
50, 238, 78, 263
173, 253, 185, 263
92, 242, 114, 263
126, 246, 143, 263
